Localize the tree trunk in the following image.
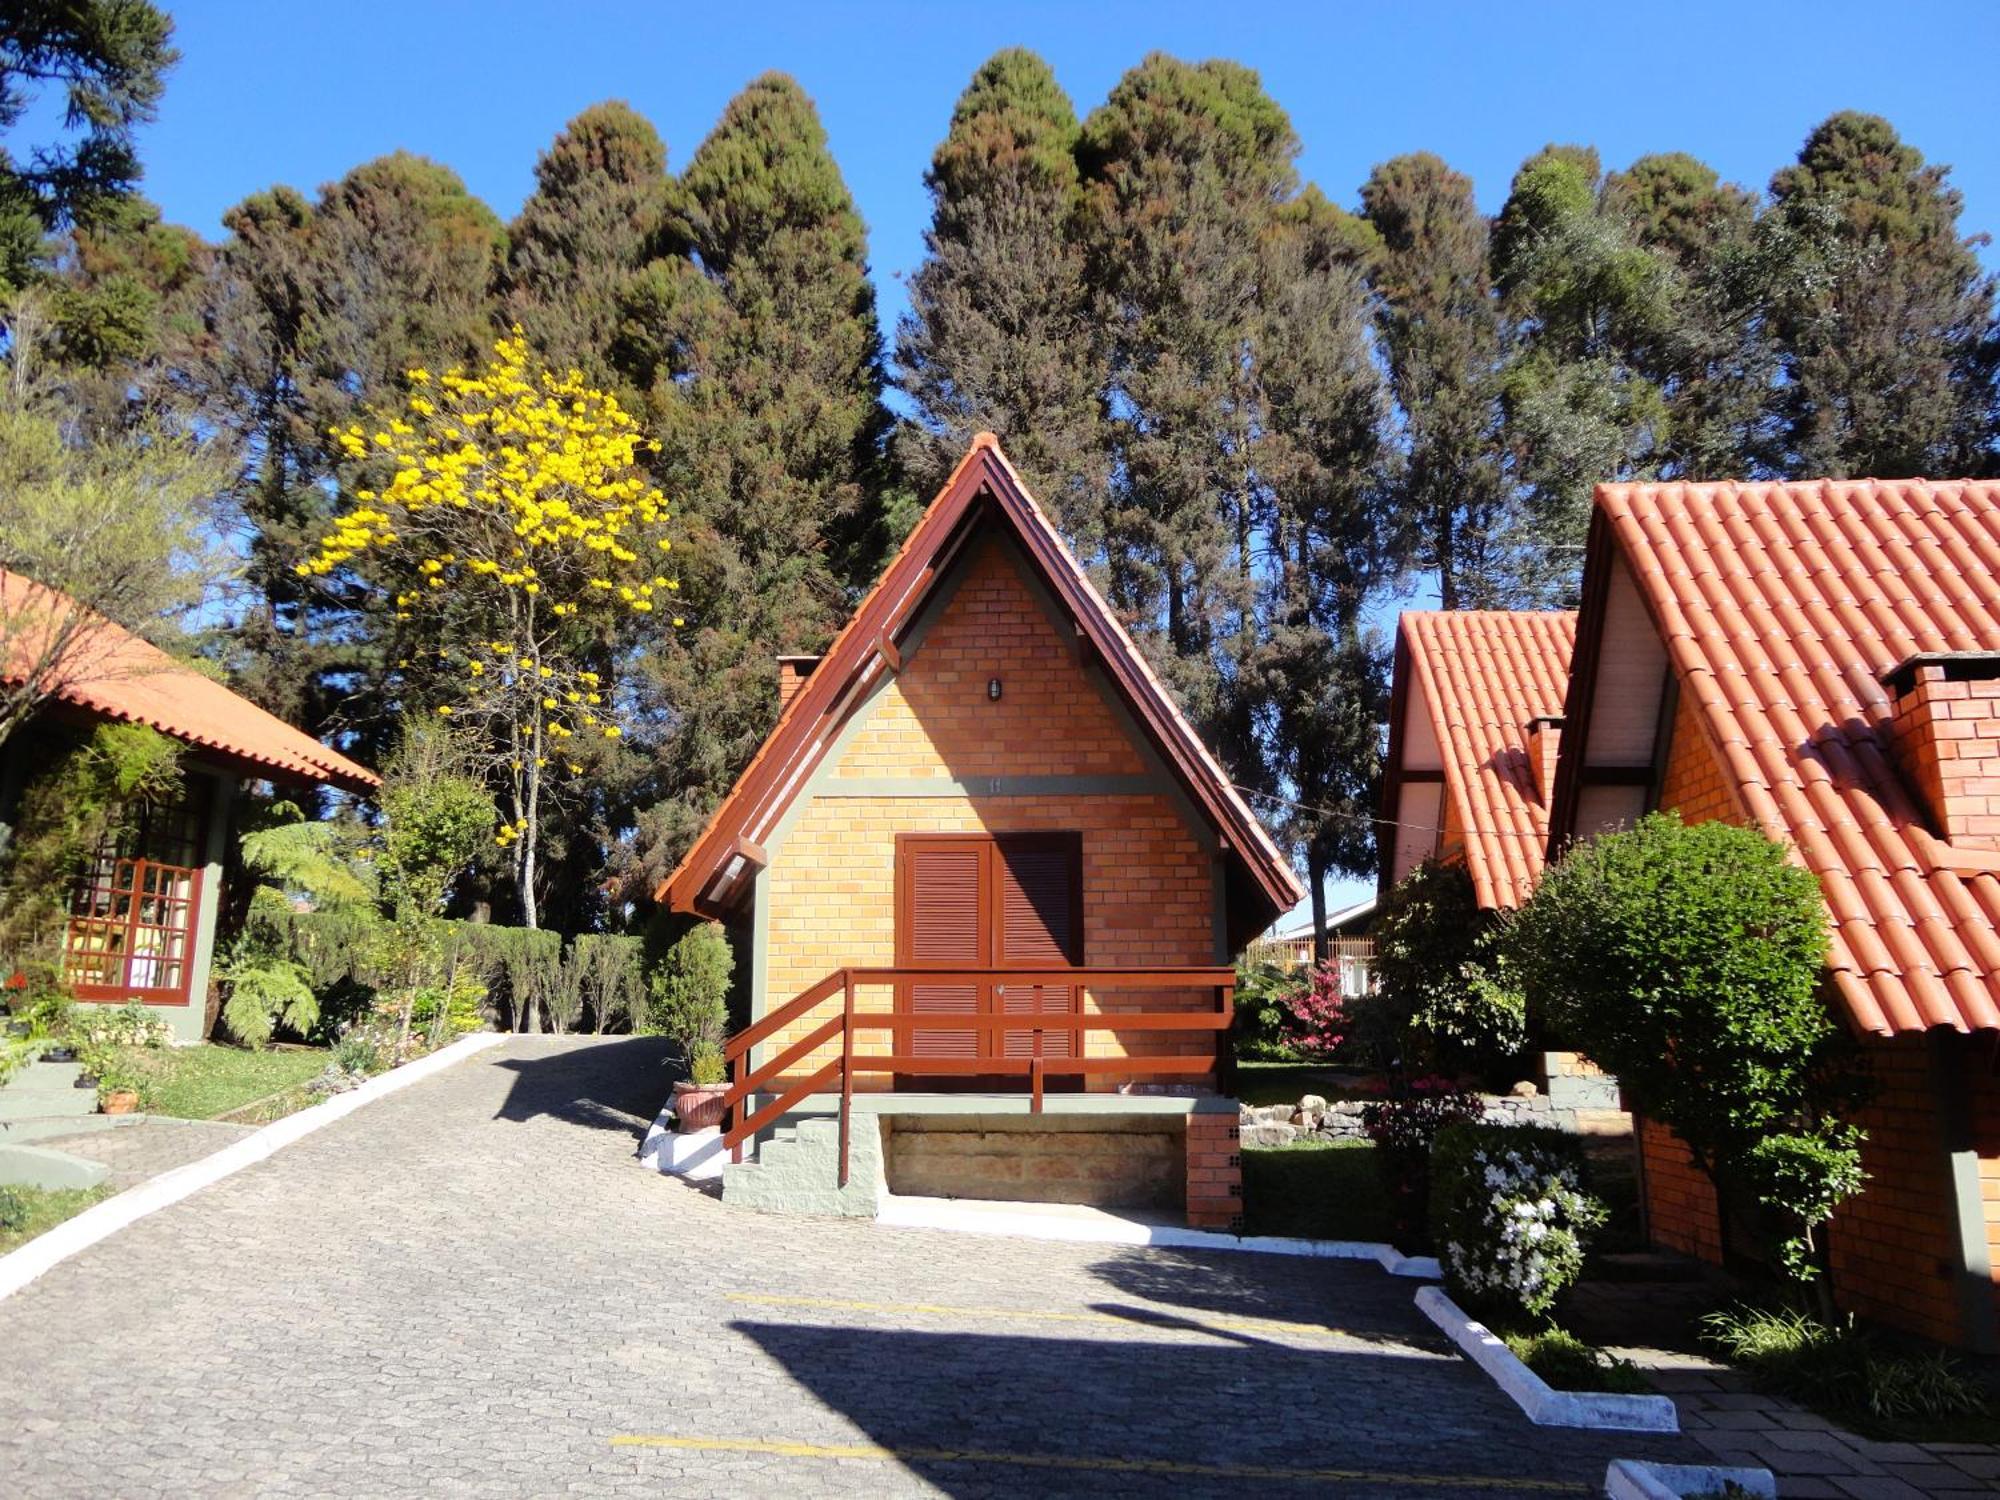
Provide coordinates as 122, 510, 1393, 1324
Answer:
1307, 851, 1329, 967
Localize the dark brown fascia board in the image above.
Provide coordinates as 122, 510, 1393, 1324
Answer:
1378, 624, 1413, 896
1546, 508, 1616, 863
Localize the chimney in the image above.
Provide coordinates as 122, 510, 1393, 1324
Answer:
776, 655, 820, 712
1883, 652, 2000, 850
1526, 714, 1565, 808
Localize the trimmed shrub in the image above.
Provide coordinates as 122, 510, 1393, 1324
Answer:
645, 921, 734, 1064
1431, 1122, 1605, 1319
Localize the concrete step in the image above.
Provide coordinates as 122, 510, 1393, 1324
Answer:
0, 1085, 99, 1122
0, 1142, 110, 1191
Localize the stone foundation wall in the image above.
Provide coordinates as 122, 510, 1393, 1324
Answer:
1239, 1090, 1631, 1147
881, 1114, 1187, 1209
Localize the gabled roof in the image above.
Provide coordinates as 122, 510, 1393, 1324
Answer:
2, 569, 379, 795
658, 434, 1303, 922
1394, 610, 1576, 909
1578, 478, 2000, 1035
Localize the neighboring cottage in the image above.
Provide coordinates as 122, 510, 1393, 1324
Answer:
1381, 609, 1577, 908
661, 435, 1302, 1226
1408, 480, 2000, 1352
1, 570, 379, 1041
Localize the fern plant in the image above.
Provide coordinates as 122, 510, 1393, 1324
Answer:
219, 952, 319, 1050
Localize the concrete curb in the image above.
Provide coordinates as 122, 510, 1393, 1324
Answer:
0, 1032, 505, 1304
1414, 1285, 1681, 1432
873, 1195, 1442, 1275
1604, 1459, 1775, 1498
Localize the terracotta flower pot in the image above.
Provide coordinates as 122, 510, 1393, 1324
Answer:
102, 1089, 140, 1116
671, 1080, 727, 1132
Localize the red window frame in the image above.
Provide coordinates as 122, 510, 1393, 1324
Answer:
62, 792, 209, 1006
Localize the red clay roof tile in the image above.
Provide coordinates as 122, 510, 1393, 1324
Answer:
1596, 478, 2000, 1035
2, 569, 379, 795
1398, 610, 1576, 909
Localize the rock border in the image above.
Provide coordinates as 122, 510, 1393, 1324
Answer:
1414, 1285, 1681, 1432
0, 1032, 505, 1304
1603, 1459, 1776, 1499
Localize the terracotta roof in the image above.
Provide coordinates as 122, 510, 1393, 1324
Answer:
1398, 611, 1576, 909
1591, 478, 2000, 1035
2, 569, 379, 795
658, 434, 1304, 926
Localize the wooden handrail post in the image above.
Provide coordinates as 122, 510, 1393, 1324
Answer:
729, 1046, 744, 1165
839, 970, 854, 1189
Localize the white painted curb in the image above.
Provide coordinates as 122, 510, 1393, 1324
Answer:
873, 1196, 1441, 1275
0, 1032, 505, 1304
1604, 1459, 1775, 1499
1414, 1285, 1680, 1432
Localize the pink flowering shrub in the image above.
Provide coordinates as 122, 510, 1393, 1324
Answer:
1281, 960, 1348, 1058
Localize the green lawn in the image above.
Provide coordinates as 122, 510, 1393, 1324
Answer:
0, 1185, 111, 1255
1231, 1060, 1372, 1108
119, 1043, 330, 1121
1239, 1139, 1394, 1242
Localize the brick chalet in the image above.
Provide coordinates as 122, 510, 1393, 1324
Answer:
1, 569, 379, 1042
1381, 479, 2000, 1352
661, 436, 1300, 1227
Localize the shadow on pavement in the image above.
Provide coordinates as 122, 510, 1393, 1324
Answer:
724, 1319, 1617, 1498
489, 1035, 677, 1141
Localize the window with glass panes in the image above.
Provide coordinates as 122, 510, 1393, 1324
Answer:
63, 791, 208, 1004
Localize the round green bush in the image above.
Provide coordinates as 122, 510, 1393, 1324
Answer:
1430, 1122, 1606, 1319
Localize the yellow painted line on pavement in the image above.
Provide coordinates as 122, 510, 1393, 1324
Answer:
723, 1291, 1422, 1344
609, 1435, 1588, 1492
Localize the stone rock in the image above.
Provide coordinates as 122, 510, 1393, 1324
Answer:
1510, 1080, 1539, 1099
1238, 1104, 1257, 1124
1299, 1094, 1329, 1113
1240, 1122, 1297, 1148
1254, 1104, 1297, 1125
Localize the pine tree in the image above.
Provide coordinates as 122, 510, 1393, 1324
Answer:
1768, 112, 1996, 478
502, 101, 668, 391
1491, 145, 1670, 605
1255, 188, 1391, 935
1359, 153, 1512, 609
1605, 152, 1784, 481
1078, 54, 1298, 730
619, 73, 893, 883
194, 155, 505, 740
0, 0, 177, 292
895, 49, 1102, 540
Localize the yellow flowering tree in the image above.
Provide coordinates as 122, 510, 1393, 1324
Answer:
300, 332, 678, 928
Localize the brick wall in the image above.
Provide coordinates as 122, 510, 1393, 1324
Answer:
1186, 1110, 1244, 1231
1657, 687, 1736, 825
1888, 665, 2000, 849
762, 533, 1218, 1086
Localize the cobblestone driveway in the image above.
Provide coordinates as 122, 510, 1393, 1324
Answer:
0, 1038, 1692, 1497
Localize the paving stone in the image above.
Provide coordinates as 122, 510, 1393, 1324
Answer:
0, 1037, 1700, 1498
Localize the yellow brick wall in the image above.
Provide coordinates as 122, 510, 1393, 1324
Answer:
833, 539, 1146, 781
760, 533, 1221, 1090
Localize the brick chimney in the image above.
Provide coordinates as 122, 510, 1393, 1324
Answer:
776, 655, 820, 712
1882, 652, 2000, 849
1526, 714, 1564, 807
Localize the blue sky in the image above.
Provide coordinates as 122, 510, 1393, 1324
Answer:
123, 0, 2000, 918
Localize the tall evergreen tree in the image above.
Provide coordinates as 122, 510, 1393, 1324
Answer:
1255, 188, 1391, 937
1491, 145, 1670, 604
1605, 152, 1787, 481
895, 49, 1102, 540
1768, 111, 1996, 478
1078, 54, 1298, 731
502, 101, 668, 390
620, 73, 893, 883
1359, 153, 1512, 609
194, 154, 505, 738
0, 0, 177, 292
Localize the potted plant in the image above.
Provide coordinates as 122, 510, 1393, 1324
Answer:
671, 1041, 729, 1131
650, 921, 734, 1133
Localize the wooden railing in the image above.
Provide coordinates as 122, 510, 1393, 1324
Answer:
720, 965, 1236, 1188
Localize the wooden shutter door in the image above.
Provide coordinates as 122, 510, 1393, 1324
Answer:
995, 834, 1082, 1060
898, 838, 990, 1061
